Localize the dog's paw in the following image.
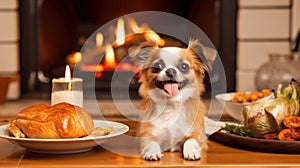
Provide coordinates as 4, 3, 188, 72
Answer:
141, 141, 163, 161
183, 138, 201, 160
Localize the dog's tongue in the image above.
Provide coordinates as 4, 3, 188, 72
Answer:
164, 83, 179, 96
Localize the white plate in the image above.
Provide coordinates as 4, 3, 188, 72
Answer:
0, 120, 129, 154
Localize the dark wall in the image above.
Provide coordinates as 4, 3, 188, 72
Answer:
217, 0, 237, 92
39, 0, 77, 74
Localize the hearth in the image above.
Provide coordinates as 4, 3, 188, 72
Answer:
19, 0, 237, 99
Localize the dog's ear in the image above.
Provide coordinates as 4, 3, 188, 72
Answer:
128, 41, 159, 70
187, 39, 217, 71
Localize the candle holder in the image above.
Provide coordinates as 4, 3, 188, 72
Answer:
51, 78, 83, 107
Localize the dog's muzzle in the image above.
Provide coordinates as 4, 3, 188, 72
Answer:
155, 79, 188, 96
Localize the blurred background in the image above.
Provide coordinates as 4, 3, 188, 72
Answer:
0, 0, 299, 102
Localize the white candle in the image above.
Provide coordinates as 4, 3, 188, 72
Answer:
51, 65, 83, 107
51, 90, 83, 107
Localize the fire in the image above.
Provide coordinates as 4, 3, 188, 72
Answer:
96, 32, 104, 47
128, 18, 143, 33
115, 18, 125, 45
127, 18, 165, 46
88, 17, 167, 78
105, 44, 117, 69
66, 51, 82, 64
144, 30, 165, 46
95, 64, 104, 78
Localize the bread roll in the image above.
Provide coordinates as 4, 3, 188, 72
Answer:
14, 102, 94, 138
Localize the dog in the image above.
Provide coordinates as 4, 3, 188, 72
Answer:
129, 39, 216, 161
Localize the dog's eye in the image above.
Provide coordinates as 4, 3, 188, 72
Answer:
179, 62, 190, 72
152, 62, 163, 73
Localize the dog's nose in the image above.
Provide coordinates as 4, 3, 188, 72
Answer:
166, 68, 177, 78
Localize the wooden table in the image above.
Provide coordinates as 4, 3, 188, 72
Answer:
1, 119, 300, 168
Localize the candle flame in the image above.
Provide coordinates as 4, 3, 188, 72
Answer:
65, 65, 71, 81
115, 18, 125, 45
105, 44, 117, 69
96, 32, 104, 47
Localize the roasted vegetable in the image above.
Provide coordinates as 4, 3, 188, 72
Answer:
262, 132, 278, 140
283, 116, 300, 129
277, 129, 295, 141
243, 80, 299, 137
291, 128, 300, 139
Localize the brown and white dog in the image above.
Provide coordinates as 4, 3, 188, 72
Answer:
129, 39, 216, 160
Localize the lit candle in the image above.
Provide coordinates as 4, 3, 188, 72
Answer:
51, 65, 83, 107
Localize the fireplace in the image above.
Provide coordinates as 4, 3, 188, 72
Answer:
76, 30, 186, 99
19, 0, 237, 99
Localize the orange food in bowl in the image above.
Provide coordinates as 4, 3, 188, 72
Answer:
231, 89, 271, 103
